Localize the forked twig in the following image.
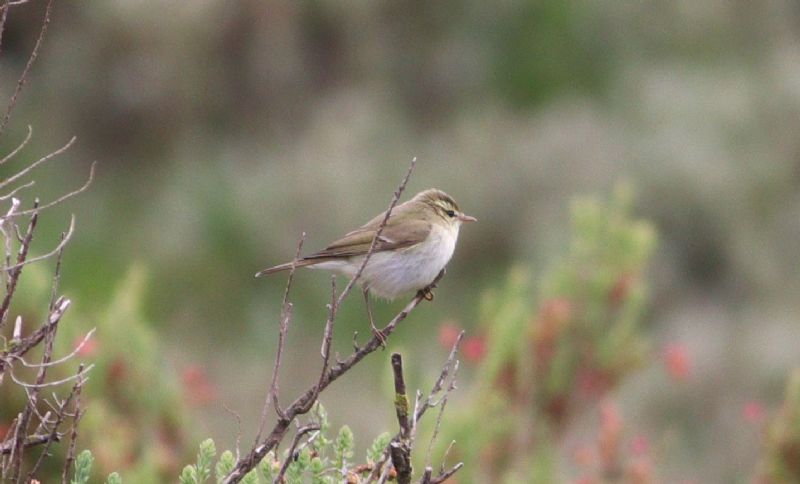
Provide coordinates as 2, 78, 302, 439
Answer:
0, 0, 55, 138
254, 233, 304, 445
224, 159, 422, 483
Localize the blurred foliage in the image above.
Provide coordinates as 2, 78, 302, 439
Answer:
2, 0, 800, 480
759, 369, 800, 483
433, 189, 656, 481
2, 265, 193, 481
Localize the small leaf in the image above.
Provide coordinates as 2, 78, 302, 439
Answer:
71, 450, 94, 484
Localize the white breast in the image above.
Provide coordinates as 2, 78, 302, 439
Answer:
316, 223, 459, 299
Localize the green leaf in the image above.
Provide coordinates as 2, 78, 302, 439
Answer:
180, 465, 198, 484
195, 438, 217, 483
259, 451, 279, 482
71, 450, 94, 484
105, 472, 123, 484
367, 432, 391, 465
334, 425, 354, 473
215, 450, 235, 483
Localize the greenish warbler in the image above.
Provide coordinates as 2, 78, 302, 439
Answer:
256, 189, 476, 337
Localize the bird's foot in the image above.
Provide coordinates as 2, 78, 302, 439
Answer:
370, 324, 387, 349
417, 287, 435, 301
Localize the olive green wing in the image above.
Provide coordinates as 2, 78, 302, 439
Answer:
304, 218, 431, 260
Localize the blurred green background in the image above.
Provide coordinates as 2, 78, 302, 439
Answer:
2, 0, 800, 481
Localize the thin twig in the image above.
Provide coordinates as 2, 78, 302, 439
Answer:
0, 0, 9, 60
14, 161, 96, 217
428, 463, 464, 484
0, 433, 60, 456
273, 424, 320, 484
224, 161, 422, 484
0, 136, 76, 189
335, 157, 416, 309
9, 364, 93, 389
254, 233, 304, 446
222, 403, 244, 460
0, 0, 55, 138
0, 125, 32, 167
25, 366, 85, 480
308, 275, 337, 404
2, 214, 74, 272
60, 364, 85, 484
0, 297, 72, 373
0, 180, 35, 202
0, 205, 37, 330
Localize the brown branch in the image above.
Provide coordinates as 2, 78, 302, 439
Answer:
0, 125, 32, 167
60, 364, 85, 484
0, 0, 9, 59
26, 364, 84, 481
2, 214, 74, 272
224, 160, 422, 483
390, 354, 412, 484
0, 204, 38, 328
392, 354, 410, 439
14, 161, 96, 217
0, 296, 71, 374
254, 233, 304, 445
9, 295, 58, 483
0, 137, 75, 191
428, 463, 463, 484
274, 424, 320, 483
0, 433, 60, 456
0, 0, 55, 139
335, 156, 416, 310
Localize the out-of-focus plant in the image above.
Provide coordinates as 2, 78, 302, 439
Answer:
757, 369, 800, 483
573, 400, 653, 484
435, 186, 657, 481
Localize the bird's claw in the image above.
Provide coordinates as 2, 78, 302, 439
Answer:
371, 326, 387, 349
417, 286, 435, 301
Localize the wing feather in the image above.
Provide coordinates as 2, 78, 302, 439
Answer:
304, 218, 431, 260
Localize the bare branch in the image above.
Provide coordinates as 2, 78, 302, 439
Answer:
428, 462, 463, 484
274, 424, 320, 484
0, 0, 8, 60
9, 328, 95, 368
26, 364, 85, 480
224, 160, 422, 484
0, 181, 35, 202
0, 433, 60, 456
390, 354, 412, 484
61, 364, 86, 484
0, 0, 55, 138
15, 161, 96, 217
0, 136, 76, 190
254, 233, 304, 446
9, 364, 92, 389
2, 214, 74, 272
0, 206, 38, 327
0, 125, 32, 167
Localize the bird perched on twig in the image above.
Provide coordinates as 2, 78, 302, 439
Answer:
256, 189, 476, 340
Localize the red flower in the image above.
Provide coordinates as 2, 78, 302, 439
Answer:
662, 344, 691, 381
630, 435, 650, 456
462, 336, 486, 363
182, 365, 217, 406
742, 401, 765, 424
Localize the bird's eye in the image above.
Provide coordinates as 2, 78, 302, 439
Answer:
445, 210, 455, 218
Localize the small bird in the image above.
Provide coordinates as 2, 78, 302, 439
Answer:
256, 189, 476, 338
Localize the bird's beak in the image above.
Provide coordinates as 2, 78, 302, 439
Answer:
458, 213, 477, 223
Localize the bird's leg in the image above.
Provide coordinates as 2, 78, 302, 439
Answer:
417, 267, 446, 301
363, 288, 386, 348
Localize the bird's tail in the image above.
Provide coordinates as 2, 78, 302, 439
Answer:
254, 259, 319, 278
